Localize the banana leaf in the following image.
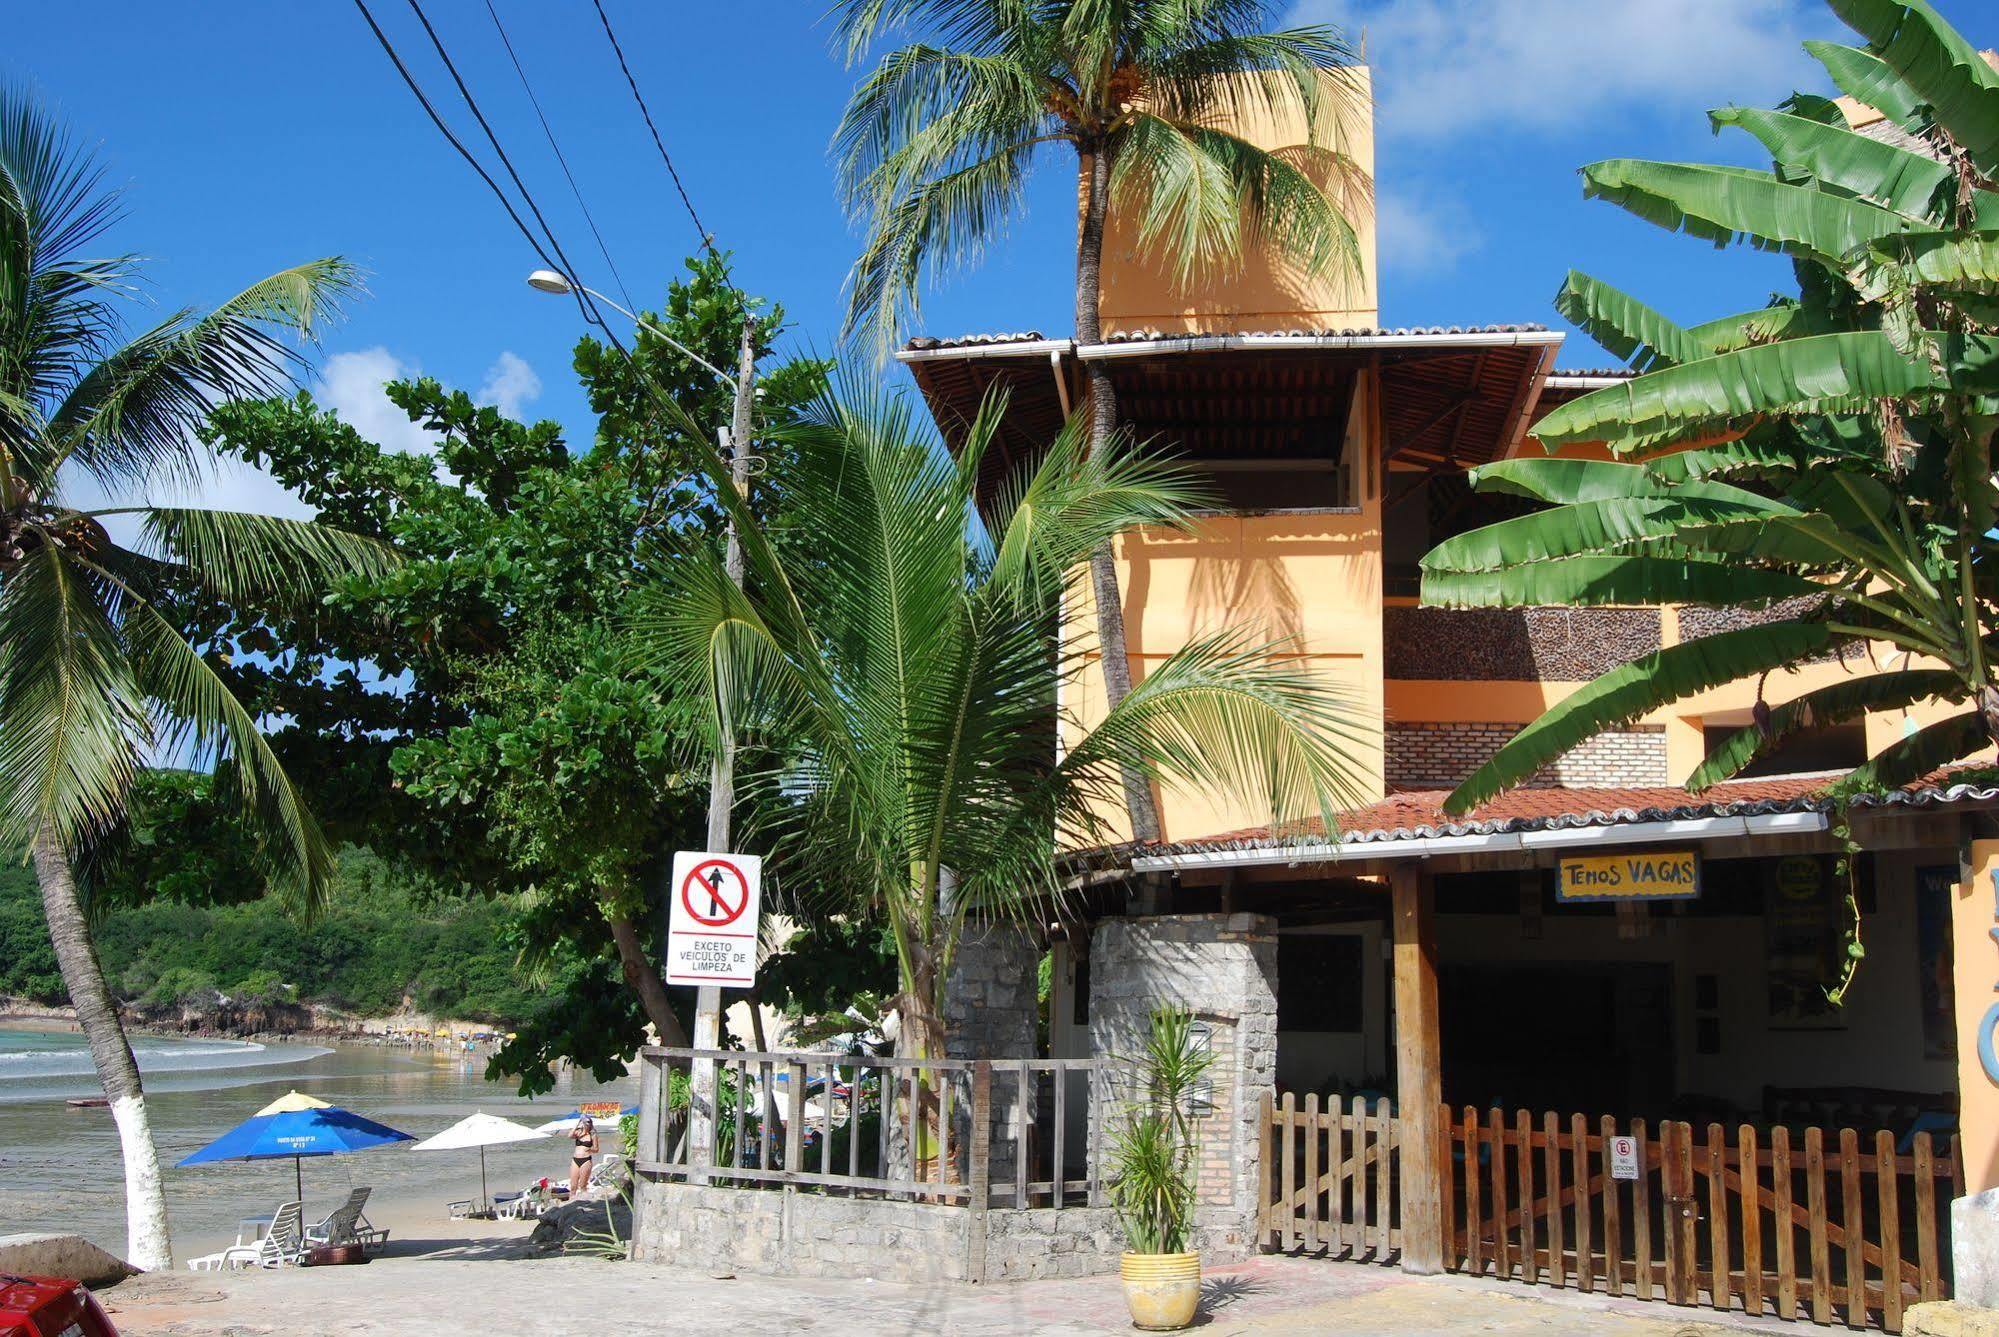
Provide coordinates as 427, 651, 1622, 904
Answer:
1581, 159, 1917, 262
1420, 556, 1823, 611
1828, 0, 1999, 173
1532, 331, 1947, 451
1688, 669, 1966, 788
1553, 272, 1699, 370
1464, 455, 1781, 507
1443, 621, 1837, 813
1804, 40, 1925, 131
1419, 495, 1798, 575
1841, 708, 1989, 790
1707, 106, 1955, 221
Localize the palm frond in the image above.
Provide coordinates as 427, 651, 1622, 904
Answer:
128, 506, 400, 607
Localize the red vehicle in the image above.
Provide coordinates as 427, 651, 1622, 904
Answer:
0, 1275, 117, 1337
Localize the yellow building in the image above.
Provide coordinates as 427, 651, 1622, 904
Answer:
897, 69, 1994, 1321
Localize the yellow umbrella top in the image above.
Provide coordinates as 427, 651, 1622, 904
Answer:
255, 1090, 333, 1116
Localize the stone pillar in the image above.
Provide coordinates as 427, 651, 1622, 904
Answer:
941, 921, 1042, 1189
1089, 914, 1278, 1256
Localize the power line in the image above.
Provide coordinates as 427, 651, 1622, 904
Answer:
483, 0, 639, 316
589, 0, 715, 257
401, 0, 612, 335
349, 0, 628, 355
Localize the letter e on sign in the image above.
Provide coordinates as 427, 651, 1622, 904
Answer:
1609, 1135, 1640, 1181
665, 850, 762, 988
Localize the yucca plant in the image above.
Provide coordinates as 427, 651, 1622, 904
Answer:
1109, 1006, 1212, 1255
1419, 0, 1999, 816
0, 91, 392, 1268
833, 0, 1370, 845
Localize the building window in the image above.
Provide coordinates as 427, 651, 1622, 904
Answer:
1277, 934, 1364, 1032
1700, 722, 1867, 779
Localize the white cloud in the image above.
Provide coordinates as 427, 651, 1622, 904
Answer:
476, 350, 542, 421
1293, 0, 1830, 141
314, 347, 439, 455
1375, 186, 1481, 277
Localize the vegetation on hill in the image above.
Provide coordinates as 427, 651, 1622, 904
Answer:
0, 847, 538, 1026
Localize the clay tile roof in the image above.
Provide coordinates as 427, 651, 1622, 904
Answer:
903, 332, 1048, 351
1133, 768, 1999, 860
901, 324, 1551, 351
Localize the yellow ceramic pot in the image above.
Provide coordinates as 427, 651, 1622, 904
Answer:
1120, 1251, 1200, 1331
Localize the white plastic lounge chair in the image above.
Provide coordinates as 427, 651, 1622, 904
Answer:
587, 1152, 627, 1190
305, 1187, 387, 1250
188, 1200, 306, 1270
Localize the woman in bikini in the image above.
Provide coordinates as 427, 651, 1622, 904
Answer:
568, 1116, 599, 1197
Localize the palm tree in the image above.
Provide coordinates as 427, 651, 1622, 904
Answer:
834, 0, 1368, 843
1415, 0, 1999, 816
632, 380, 1368, 1079
0, 91, 392, 1269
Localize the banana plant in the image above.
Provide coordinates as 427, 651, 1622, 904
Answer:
1420, 0, 1999, 818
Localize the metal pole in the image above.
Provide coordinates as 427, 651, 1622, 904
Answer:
688, 315, 758, 1178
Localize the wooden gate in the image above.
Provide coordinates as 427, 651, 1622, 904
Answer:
1258, 1092, 1402, 1262
1446, 1108, 1960, 1332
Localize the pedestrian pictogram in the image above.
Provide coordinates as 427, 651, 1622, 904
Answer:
666, 851, 762, 987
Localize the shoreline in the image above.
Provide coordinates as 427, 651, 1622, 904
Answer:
0, 997, 514, 1052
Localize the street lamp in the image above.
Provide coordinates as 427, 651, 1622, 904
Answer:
524, 269, 736, 388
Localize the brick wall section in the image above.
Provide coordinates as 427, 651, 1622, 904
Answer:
1385, 606, 1662, 681
1088, 914, 1276, 1258
1385, 722, 1668, 790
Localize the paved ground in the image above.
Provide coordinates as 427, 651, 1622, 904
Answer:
100, 1227, 1806, 1337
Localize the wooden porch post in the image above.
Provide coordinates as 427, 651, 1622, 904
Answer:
1393, 862, 1446, 1274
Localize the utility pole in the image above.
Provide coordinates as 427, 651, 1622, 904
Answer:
688, 314, 757, 1176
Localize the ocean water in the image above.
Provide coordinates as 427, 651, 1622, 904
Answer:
0, 1027, 634, 1259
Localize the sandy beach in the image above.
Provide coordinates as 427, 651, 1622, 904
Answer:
0, 1031, 634, 1261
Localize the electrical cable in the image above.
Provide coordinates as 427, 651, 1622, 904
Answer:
589, 0, 715, 257
482, 0, 639, 317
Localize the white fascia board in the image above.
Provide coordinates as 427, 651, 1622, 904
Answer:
1543, 375, 1634, 389
895, 339, 1075, 363
1126, 809, 1830, 873
1078, 331, 1567, 360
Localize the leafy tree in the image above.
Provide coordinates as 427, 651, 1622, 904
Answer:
834, 0, 1369, 845
632, 381, 1367, 1108
1419, 0, 1999, 818
0, 90, 387, 1269
197, 255, 831, 1088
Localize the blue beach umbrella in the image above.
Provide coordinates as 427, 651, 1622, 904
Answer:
176, 1090, 415, 1200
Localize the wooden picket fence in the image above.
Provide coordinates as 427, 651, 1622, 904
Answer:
1446, 1109, 1961, 1332
1258, 1092, 1402, 1261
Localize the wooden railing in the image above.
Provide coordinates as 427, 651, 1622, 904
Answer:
1445, 1108, 1961, 1333
633, 1047, 1107, 1209
1258, 1092, 1403, 1262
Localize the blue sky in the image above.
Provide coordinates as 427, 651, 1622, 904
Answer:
7, 0, 1991, 513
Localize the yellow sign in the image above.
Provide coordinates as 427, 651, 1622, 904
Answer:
1556, 850, 1700, 903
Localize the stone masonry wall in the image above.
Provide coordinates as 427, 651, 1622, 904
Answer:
1385, 606, 1662, 681
632, 1183, 1259, 1284
1088, 914, 1277, 1258
941, 921, 1042, 1186
1385, 722, 1668, 790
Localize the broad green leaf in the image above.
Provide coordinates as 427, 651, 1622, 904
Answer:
1443, 621, 1837, 813
1708, 106, 1953, 221
1829, 0, 1999, 173
1841, 708, 1989, 790
1688, 669, 1965, 788
1804, 40, 1925, 130
1580, 159, 1916, 262
1552, 271, 1699, 370
1641, 437, 1806, 484
1466, 455, 1785, 509
1682, 302, 1823, 355
1420, 556, 1822, 610
1532, 331, 1947, 451
1420, 496, 1796, 575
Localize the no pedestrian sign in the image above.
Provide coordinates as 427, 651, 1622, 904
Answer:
665, 850, 761, 988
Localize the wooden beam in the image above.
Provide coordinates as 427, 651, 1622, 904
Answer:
1392, 862, 1446, 1274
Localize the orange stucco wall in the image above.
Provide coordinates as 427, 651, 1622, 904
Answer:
1097, 67, 1379, 336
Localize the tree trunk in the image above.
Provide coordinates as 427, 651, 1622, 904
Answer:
607, 911, 689, 1047
1076, 145, 1163, 847
32, 821, 173, 1271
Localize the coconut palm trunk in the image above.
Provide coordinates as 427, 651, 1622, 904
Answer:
31, 822, 172, 1270
1075, 144, 1163, 846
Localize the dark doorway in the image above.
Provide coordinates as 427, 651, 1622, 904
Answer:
1437, 962, 1674, 1119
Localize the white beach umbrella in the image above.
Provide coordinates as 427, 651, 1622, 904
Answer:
410, 1112, 548, 1213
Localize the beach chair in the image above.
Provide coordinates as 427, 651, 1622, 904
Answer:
306, 1186, 388, 1250
587, 1152, 627, 1191
187, 1200, 306, 1270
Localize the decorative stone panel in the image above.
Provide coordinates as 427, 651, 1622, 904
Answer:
1385, 606, 1662, 681
1088, 914, 1276, 1251
1679, 597, 1861, 664
1385, 721, 1668, 790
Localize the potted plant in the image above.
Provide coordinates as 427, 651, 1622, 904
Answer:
1109, 1006, 1212, 1331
